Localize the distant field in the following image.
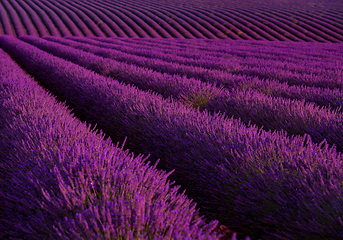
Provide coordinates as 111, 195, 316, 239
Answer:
0, 0, 343, 41
1, 1, 343, 240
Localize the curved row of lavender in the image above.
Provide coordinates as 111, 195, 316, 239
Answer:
45, 36, 343, 110
0, 46, 222, 239
1, 35, 343, 239
19, 36, 343, 154
0, 0, 342, 41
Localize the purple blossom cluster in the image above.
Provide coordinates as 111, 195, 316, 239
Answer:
0, 46, 220, 239
1, 35, 343, 239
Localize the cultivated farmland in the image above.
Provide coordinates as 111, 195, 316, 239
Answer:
1, 0, 343, 240
0, 0, 343, 41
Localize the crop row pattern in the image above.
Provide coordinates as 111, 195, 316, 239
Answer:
21, 36, 343, 154
2, 35, 343, 239
0, 45, 219, 239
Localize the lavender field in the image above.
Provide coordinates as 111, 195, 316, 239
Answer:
1, 0, 343, 240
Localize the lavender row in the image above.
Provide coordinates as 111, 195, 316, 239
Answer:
92, 0, 175, 38
131, 6, 188, 38
44, 36, 257, 83
324, 9, 343, 23
0, 7, 3, 34
74, 36, 232, 71
259, 8, 343, 41
68, 0, 143, 37
82, 36, 341, 79
127, 38, 341, 58
110, 4, 170, 38
230, 8, 311, 42
121, 2, 198, 39
222, 8, 326, 42
52, 0, 106, 37
59, 36, 343, 88
28, 0, 70, 36
189, 7, 255, 40
21, 36, 343, 155
0, 2, 15, 36
21, 35, 225, 110
214, 8, 289, 41
31, 0, 81, 37
82, 37, 343, 91
134, 1, 277, 40
188, 9, 274, 40
298, 11, 343, 36
71, 0, 137, 38
271, 8, 343, 42
0, 47, 220, 240
20, 0, 61, 36
128, 36, 343, 63
304, 9, 343, 32
199, 6, 342, 41
48, 0, 96, 37
37, 0, 85, 37
134, 5, 208, 38
125, 0, 282, 41
67, 35, 341, 81
105, 0, 182, 38
51, 0, 113, 37
112, 0, 209, 38
14, 0, 49, 36
141, 3, 227, 39
138, 8, 197, 38
85, 0, 343, 41
116, 0, 293, 41
120, 36, 343, 60
1, 0, 26, 36
235, 8, 323, 42
72, 0, 177, 38
4, 35, 343, 239
42, 36, 343, 112
93, 36, 343, 73
0, 36, 249, 238
1, 0, 343, 41
7, 0, 38, 36
100, 0, 191, 39
91, 4, 151, 38
31, 0, 87, 37
140, 3, 225, 39
184, 7, 259, 40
